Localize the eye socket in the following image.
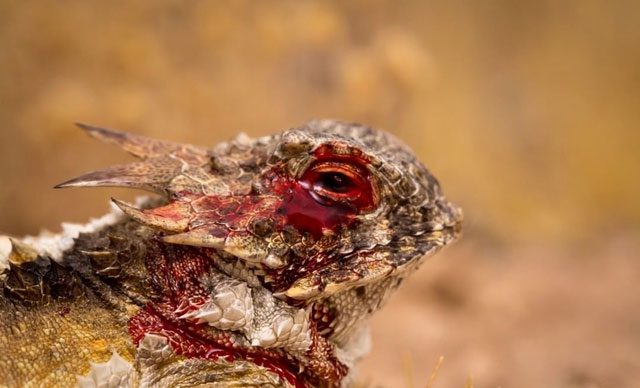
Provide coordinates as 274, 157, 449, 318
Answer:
299, 159, 376, 210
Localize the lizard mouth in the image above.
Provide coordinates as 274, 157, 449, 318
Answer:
110, 188, 462, 304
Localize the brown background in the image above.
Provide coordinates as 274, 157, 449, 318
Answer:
0, 1, 638, 387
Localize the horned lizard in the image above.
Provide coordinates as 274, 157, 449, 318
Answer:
0, 120, 462, 387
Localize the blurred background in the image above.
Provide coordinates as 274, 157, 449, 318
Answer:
0, 1, 638, 387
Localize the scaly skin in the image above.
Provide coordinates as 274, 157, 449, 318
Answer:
0, 120, 462, 387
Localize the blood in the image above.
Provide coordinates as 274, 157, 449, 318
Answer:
271, 176, 356, 239
268, 144, 376, 240
129, 304, 303, 388
127, 244, 306, 387
146, 143, 376, 243
123, 143, 373, 386
189, 194, 280, 228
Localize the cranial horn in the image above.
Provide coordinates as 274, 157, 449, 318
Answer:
55, 124, 211, 195
54, 160, 177, 194
111, 198, 190, 232
76, 123, 205, 159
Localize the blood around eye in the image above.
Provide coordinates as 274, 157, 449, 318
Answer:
265, 144, 378, 239
272, 176, 357, 239
301, 162, 374, 211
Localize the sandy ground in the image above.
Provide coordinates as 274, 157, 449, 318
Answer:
357, 236, 640, 388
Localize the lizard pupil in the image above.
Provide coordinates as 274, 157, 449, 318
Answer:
316, 172, 352, 194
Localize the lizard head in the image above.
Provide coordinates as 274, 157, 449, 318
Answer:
57, 120, 462, 304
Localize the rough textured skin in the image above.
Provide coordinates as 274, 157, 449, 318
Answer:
0, 120, 462, 387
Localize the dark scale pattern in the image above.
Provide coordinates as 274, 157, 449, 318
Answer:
4, 256, 83, 305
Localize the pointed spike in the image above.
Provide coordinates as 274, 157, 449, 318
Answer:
76, 123, 131, 145
283, 252, 396, 300
323, 279, 358, 295
111, 198, 189, 232
54, 173, 162, 193
54, 169, 131, 189
162, 230, 225, 248
57, 124, 211, 195
8, 238, 39, 264
75, 123, 203, 159
111, 198, 148, 221
54, 161, 175, 194
220, 234, 269, 263
283, 277, 322, 300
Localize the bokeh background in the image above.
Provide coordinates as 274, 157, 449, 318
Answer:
1, 1, 638, 387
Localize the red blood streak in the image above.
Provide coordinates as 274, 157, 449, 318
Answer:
128, 305, 304, 387
123, 143, 374, 386
128, 244, 306, 387
268, 144, 376, 239
272, 177, 356, 239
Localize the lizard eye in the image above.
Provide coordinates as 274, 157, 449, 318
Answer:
300, 159, 375, 210
315, 171, 353, 194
